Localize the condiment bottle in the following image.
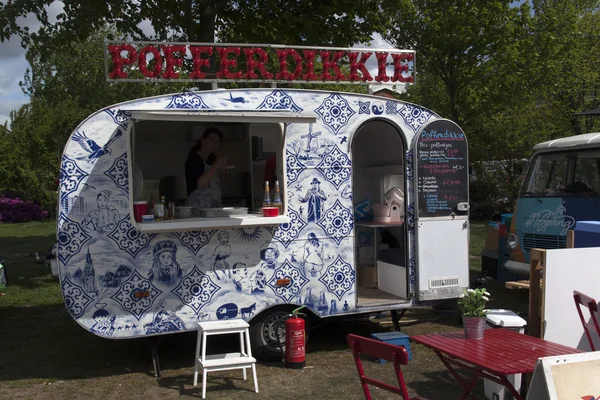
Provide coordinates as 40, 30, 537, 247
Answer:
262, 181, 271, 209
272, 180, 282, 214
161, 196, 168, 220
154, 196, 165, 221
168, 202, 175, 220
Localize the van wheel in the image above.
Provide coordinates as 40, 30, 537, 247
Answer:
249, 308, 310, 362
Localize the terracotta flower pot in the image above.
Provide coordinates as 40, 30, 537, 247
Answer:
463, 316, 486, 339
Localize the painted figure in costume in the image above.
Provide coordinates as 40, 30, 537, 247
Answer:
148, 241, 182, 283
230, 262, 250, 292
212, 231, 231, 279
249, 269, 267, 293
259, 242, 279, 270
82, 190, 119, 233
298, 178, 327, 223
303, 232, 324, 278
90, 303, 115, 337
144, 300, 186, 334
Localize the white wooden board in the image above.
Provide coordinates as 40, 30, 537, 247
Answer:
543, 248, 600, 351
526, 352, 600, 400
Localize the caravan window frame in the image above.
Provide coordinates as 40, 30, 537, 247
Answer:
124, 109, 317, 232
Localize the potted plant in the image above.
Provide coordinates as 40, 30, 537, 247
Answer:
458, 288, 491, 339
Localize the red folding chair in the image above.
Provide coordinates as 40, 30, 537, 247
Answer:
573, 290, 600, 351
347, 334, 426, 400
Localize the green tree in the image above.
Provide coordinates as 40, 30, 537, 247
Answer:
1, 0, 387, 58
382, 0, 531, 127
530, 0, 600, 136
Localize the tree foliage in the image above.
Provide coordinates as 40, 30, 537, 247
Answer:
1, 0, 600, 220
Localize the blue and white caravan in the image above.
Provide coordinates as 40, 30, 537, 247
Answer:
56, 87, 470, 363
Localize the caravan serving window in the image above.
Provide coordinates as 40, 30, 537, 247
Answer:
126, 110, 316, 232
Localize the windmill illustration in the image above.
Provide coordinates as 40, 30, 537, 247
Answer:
301, 125, 321, 159
72, 129, 123, 162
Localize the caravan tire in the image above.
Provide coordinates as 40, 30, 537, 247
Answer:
250, 308, 310, 362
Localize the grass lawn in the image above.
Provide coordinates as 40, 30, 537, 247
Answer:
0, 220, 529, 399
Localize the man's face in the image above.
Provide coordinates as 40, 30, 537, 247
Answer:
98, 196, 108, 209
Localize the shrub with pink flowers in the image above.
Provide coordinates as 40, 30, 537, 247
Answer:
0, 194, 46, 223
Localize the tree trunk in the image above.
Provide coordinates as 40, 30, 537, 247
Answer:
185, 0, 223, 90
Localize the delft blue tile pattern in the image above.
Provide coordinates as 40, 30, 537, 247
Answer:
406, 149, 414, 181
104, 153, 129, 194
267, 260, 308, 302
107, 215, 157, 259
105, 109, 131, 128
61, 275, 94, 318
166, 92, 210, 109
317, 200, 353, 245
57, 89, 444, 338
111, 270, 163, 320
285, 149, 307, 185
257, 89, 303, 112
273, 209, 307, 249
315, 93, 356, 135
358, 101, 370, 114
60, 156, 88, 209
172, 265, 220, 315
316, 144, 351, 189
57, 216, 92, 265
398, 103, 433, 132
318, 255, 355, 300
173, 230, 216, 255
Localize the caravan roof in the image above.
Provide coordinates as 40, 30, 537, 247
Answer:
533, 132, 600, 151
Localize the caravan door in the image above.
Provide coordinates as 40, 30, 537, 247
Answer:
414, 119, 469, 301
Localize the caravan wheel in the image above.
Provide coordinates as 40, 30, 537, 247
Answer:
250, 308, 310, 362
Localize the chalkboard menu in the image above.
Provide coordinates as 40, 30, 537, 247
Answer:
416, 119, 469, 218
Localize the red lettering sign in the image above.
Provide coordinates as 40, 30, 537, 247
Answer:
104, 42, 416, 84
348, 51, 372, 82
216, 47, 242, 79
138, 45, 163, 78
320, 50, 346, 81
189, 46, 213, 79
302, 49, 319, 81
244, 47, 272, 79
375, 52, 390, 83
276, 49, 303, 80
162, 45, 185, 79
107, 44, 137, 79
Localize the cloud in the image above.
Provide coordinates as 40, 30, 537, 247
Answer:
354, 32, 408, 94
0, 99, 28, 127
0, 1, 64, 126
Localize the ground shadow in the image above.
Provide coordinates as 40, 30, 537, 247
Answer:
157, 373, 258, 397
409, 369, 487, 399
0, 233, 56, 290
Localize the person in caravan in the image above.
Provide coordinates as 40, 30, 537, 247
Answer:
184, 127, 228, 209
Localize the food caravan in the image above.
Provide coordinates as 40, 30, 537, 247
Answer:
55, 42, 470, 363
502, 132, 600, 275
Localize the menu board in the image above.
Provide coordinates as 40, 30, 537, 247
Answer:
416, 119, 468, 218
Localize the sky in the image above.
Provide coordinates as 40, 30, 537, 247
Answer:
0, 1, 402, 127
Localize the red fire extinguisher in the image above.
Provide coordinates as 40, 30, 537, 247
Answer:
285, 305, 306, 369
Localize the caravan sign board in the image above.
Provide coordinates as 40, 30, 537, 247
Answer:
104, 41, 416, 84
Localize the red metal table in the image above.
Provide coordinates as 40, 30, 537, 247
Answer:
411, 329, 581, 400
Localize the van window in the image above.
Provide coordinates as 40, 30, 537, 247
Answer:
522, 149, 600, 197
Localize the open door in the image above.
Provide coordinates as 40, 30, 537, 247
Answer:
352, 120, 410, 307
414, 119, 469, 301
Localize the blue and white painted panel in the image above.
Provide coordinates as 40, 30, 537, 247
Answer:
58, 89, 439, 338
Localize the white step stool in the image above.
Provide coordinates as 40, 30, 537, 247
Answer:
193, 319, 259, 399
